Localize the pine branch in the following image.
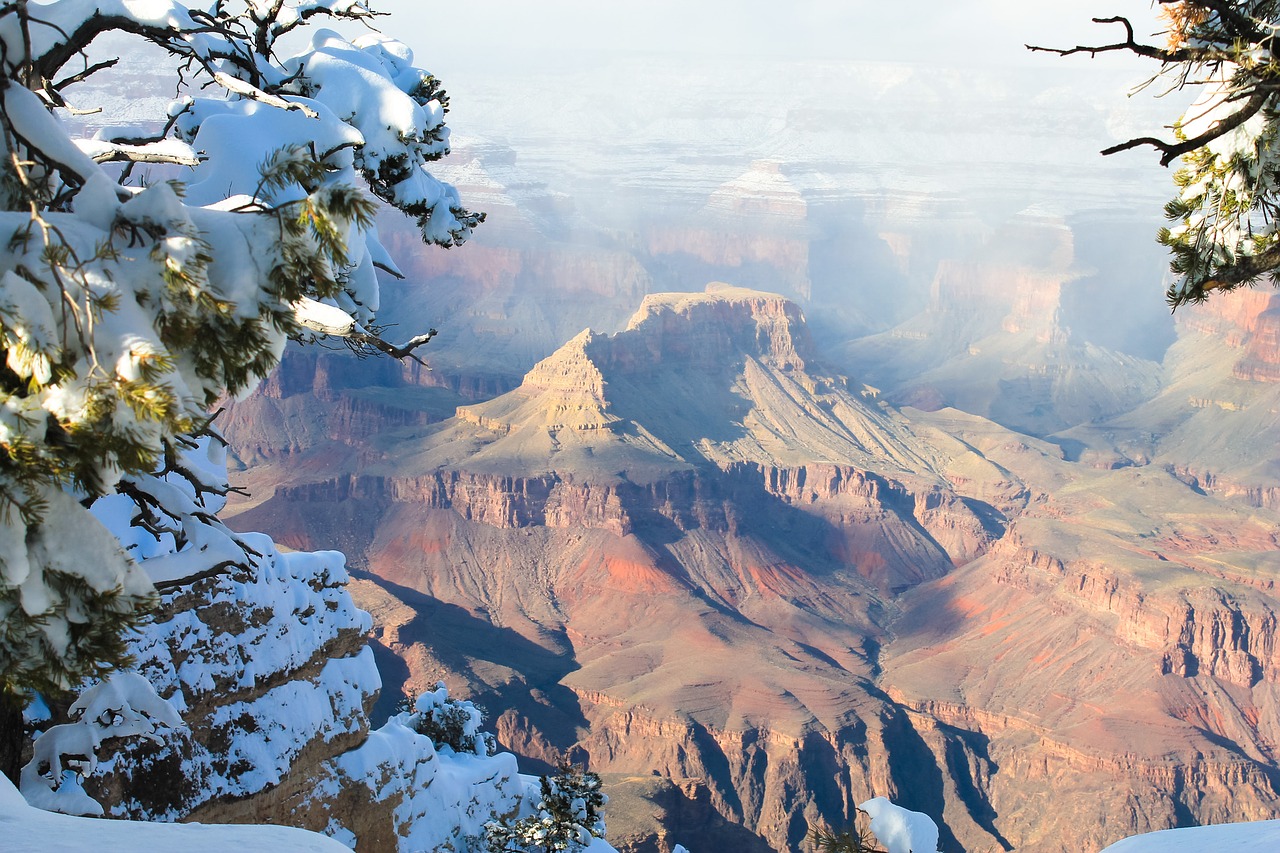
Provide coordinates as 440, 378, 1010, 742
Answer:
1185, 242, 1280, 301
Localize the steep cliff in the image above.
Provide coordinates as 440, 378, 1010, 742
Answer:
368, 146, 654, 393
223, 284, 1280, 853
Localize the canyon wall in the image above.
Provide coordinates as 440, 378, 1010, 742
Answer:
223, 285, 1280, 852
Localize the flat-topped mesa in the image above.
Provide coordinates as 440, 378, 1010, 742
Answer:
615, 283, 817, 375
455, 285, 829, 445
530, 284, 941, 476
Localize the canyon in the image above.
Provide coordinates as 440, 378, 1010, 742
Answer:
205, 55, 1280, 853
223, 273, 1280, 851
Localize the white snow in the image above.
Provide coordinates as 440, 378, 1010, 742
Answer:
1101, 821, 1280, 852
0, 771, 349, 853
315, 712, 526, 852
22, 672, 184, 815
860, 797, 941, 853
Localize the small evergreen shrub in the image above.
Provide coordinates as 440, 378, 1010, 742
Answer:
401, 682, 495, 756
482, 761, 607, 853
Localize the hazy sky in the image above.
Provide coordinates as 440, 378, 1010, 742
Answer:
378, 1, 1164, 69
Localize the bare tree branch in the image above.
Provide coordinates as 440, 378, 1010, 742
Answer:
1027, 17, 1187, 62
89, 146, 201, 167
152, 561, 238, 592
347, 328, 437, 364
50, 56, 118, 91
212, 70, 319, 118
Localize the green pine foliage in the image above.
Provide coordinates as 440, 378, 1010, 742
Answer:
0, 0, 479, 705
401, 684, 496, 756
809, 808, 887, 853
483, 762, 608, 853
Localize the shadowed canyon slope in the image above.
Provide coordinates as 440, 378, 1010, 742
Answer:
224, 285, 1280, 853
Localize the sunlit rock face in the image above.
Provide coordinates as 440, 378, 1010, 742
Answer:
223, 284, 1280, 853
880, 409, 1280, 853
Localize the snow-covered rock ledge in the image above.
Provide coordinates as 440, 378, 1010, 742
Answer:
1, 770, 348, 853
1100, 820, 1280, 852
20, 528, 574, 852
79, 539, 380, 822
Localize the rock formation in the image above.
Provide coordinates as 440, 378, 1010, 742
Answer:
227, 285, 1001, 851
58, 530, 530, 853
222, 283, 1280, 852
883, 408, 1280, 853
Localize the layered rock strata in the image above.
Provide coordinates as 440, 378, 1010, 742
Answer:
225, 285, 1280, 853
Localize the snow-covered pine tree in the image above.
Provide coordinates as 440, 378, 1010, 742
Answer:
1031, 1, 1280, 307
0, 0, 479, 763
483, 762, 607, 853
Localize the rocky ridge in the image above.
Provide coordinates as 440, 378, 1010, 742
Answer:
224, 283, 1280, 852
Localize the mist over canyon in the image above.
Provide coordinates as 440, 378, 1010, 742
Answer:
209, 55, 1280, 853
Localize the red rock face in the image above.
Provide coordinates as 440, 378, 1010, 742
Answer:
1233, 299, 1280, 383
224, 285, 1280, 853
1177, 288, 1280, 383
1181, 289, 1278, 344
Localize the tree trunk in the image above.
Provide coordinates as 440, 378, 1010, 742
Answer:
0, 692, 24, 786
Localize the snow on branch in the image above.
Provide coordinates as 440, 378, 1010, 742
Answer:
0, 0, 481, 698
20, 672, 184, 816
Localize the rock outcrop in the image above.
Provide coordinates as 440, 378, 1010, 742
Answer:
65, 533, 530, 853
223, 284, 1280, 853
